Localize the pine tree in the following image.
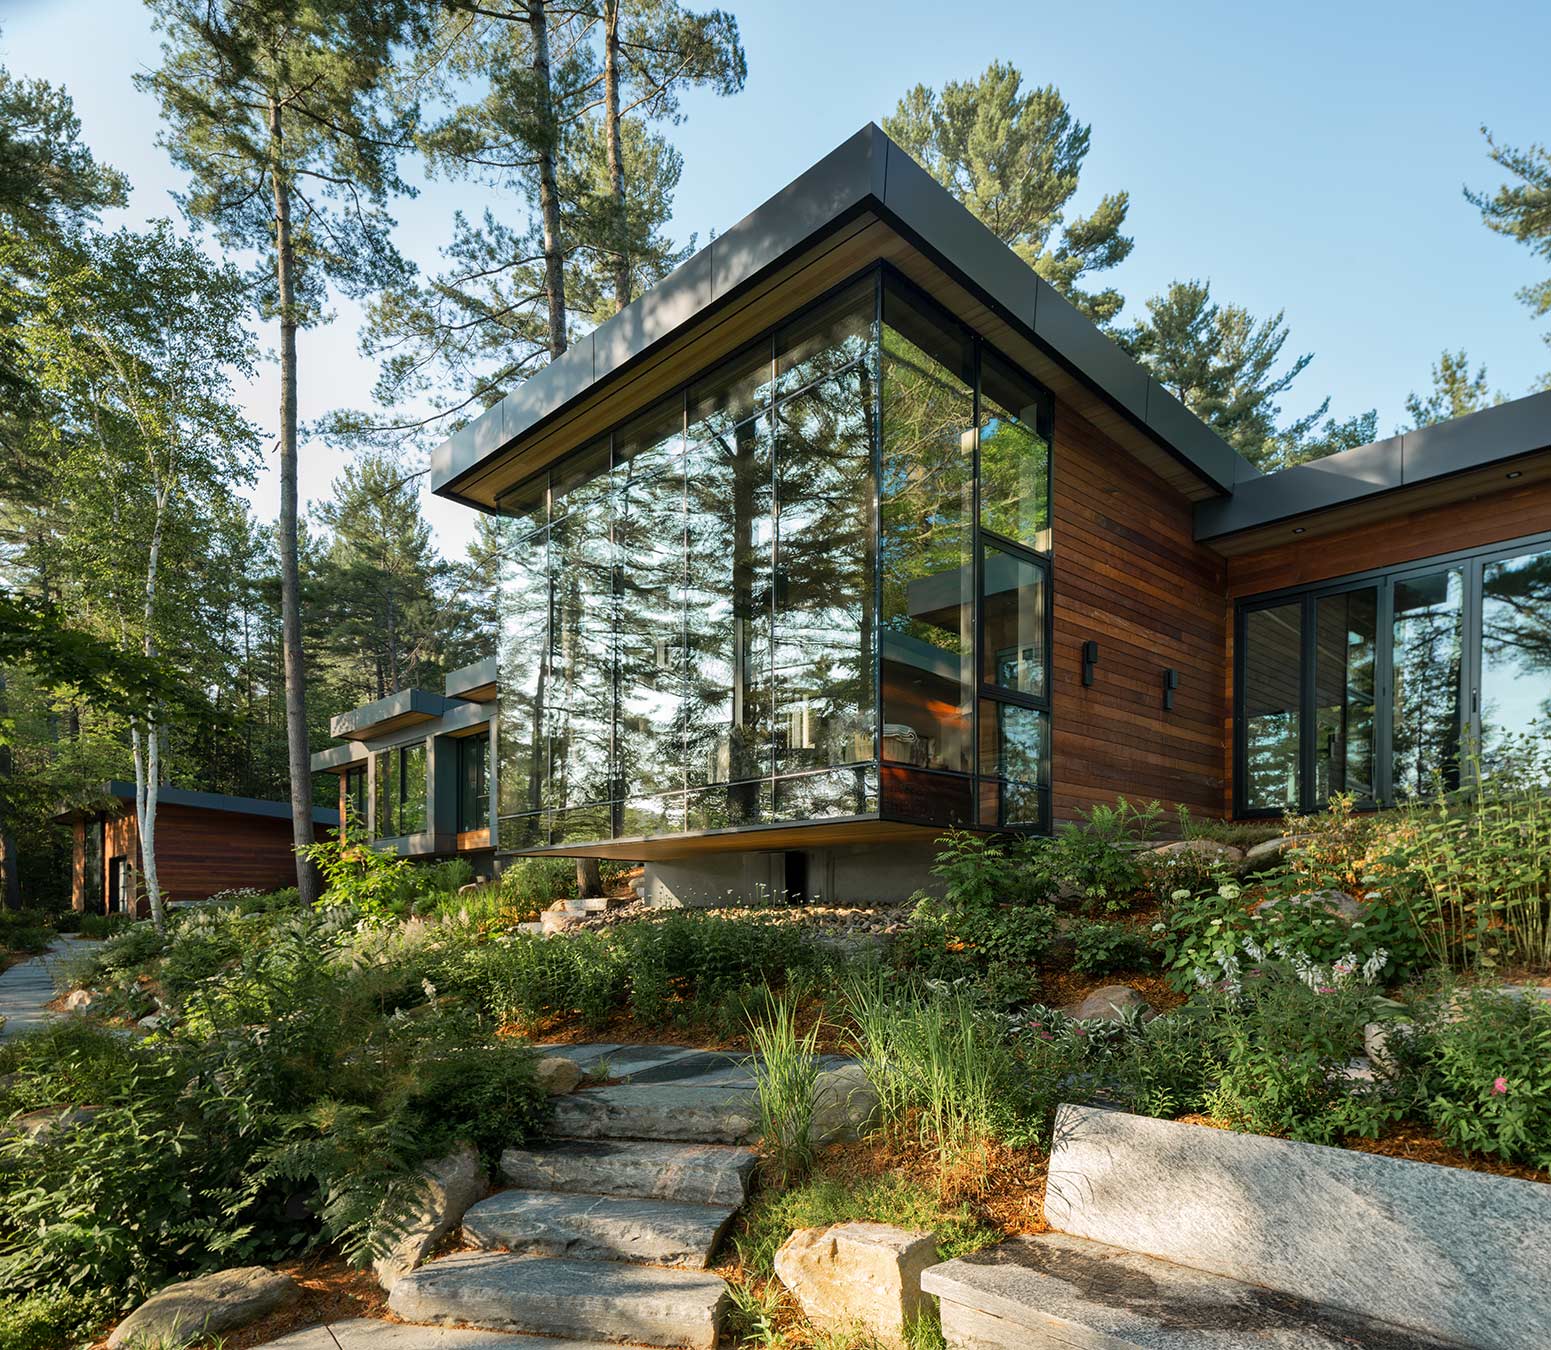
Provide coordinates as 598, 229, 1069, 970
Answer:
883, 63, 1132, 324
1468, 129, 1551, 388
139, 0, 422, 903
1120, 279, 1375, 472
1404, 350, 1506, 429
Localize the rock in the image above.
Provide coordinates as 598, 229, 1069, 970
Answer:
500, 1139, 758, 1208
1243, 835, 1305, 871
1061, 985, 1154, 1022
774, 1222, 937, 1349
137, 1013, 168, 1033
62, 988, 95, 1011
810, 1063, 879, 1145
534, 1055, 584, 1096
1147, 839, 1245, 868
1363, 1021, 1416, 1078
540, 907, 583, 936
107, 1266, 297, 1349
1252, 889, 1365, 923
1, 1104, 102, 1144
551, 1084, 758, 1144
373, 1142, 488, 1294
458, 882, 482, 895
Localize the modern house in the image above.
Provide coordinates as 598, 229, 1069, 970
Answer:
311, 657, 497, 872
320, 124, 1550, 904
58, 783, 340, 916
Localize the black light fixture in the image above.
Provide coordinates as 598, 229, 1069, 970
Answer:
1163, 667, 1178, 712
1082, 640, 1099, 687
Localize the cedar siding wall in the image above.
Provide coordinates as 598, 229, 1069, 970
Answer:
1224, 477, 1551, 599
74, 804, 330, 914
1221, 476, 1551, 816
1050, 397, 1229, 823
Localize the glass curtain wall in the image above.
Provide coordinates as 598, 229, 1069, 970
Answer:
374, 741, 428, 838
492, 269, 1054, 849
1236, 531, 1551, 814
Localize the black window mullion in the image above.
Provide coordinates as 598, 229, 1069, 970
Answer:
1299, 592, 1317, 813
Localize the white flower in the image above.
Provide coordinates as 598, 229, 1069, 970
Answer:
1218, 881, 1242, 901
1151, 922, 1166, 933
1171, 888, 1192, 902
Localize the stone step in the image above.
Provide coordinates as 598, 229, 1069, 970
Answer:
388, 1252, 726, 1350
501, 1139, 759, 1207
550, 1084, 758, 1144
923, 1234, 1464, 1350
462, 1188, 737, 1267
253, 1319, 638, 1349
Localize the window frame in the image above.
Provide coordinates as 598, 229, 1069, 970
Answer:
1233, 528, 1551, 817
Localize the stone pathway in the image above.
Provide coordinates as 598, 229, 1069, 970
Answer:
0, 937, 100, 1042
253, 1044, 802, 1350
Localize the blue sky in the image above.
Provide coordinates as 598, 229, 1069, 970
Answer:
5, 0, 1548, 554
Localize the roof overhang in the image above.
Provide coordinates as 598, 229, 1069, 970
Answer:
430, 123, 1254, 513
329, 687, 453, 741
55, 781, 339, 826
1195, 391, 1551, 554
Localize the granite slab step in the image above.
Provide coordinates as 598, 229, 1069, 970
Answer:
252, 1319, 637, 1349
550, 1084, 758, 1144
462, 1188, 737, 1267
501, 1139, 759, 1207
387, 1252, 726, 1349
923, 1234, 1467, 1349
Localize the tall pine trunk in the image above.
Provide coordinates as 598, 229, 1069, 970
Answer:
271, 97, 320, 906
603, 0, 630, 312
529, 0, 568, 358
0, 668, 19, 912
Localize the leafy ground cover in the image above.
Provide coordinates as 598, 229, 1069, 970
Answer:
4, 754, 1550, 1348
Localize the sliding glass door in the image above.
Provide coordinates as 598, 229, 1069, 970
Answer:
1235, 532, 1551, 815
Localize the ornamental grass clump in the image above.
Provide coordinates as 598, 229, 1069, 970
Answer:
844, 973, 1034, 1155
748, 992, 822, 1186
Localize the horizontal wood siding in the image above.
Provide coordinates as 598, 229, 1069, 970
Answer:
1051, 399, 1229, 823
84, 805, 331, 914
1224, 477, 1551, 599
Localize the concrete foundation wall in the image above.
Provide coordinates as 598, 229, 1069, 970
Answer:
643, 840, 944, 908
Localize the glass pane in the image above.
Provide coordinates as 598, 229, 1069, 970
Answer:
459, 734, 489, 832
547, 478, 615, 810
616, 446, 685, 801
496, 473, 547, 538
374, 748, 399, 838
548, 439, 610, 523
1242, 602, 1303, 811
497, 524, 549, 822
978, 777, 1046, 829
1392, 568, 1463, 797
401, 742, 428, 835
684, 413, 773, 787
688, 341, 774, 447
774, 368, 876, 774
773, 766, 877, 822
977, 699, 1048, 785
879, 287, 975, 773
981, 545, 1046, 698
614, 395, 684, 480
979, 350, 1051, 552
1314, 588, 1377, 803
1480, 547, 1551, 767
776, 278, 876, 396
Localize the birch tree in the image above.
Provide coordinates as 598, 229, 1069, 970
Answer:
138, 0, 421, 904
24, 223, 258, 929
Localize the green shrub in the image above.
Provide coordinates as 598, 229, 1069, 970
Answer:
77, 913, 135, 941
499, 857, 577, 911
1033, 798, 1159, 912
0, 1287, 114, 1350
1071, 919, 1156, 975
1204, 960, 1400, 1145
51, 911, 83, 934
1418, 988, 1551, 1169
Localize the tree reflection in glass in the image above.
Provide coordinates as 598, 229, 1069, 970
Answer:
1480, 547, 1551, 768
1392, 569, 1463, 796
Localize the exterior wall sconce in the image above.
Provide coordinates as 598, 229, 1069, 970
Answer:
1163, 667, 1178, 711
1082, 640, 1099, 687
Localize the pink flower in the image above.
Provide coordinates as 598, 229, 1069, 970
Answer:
1038, 1032, 1053, 1040
1491, 1077, 1509, 1097
1317, 985, 1336, 994
1073, 1028, 1086, 1037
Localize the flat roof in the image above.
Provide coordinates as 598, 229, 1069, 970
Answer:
430, 123, 1255, 508
58, 782, 339, 826
330, 687, 453, 741
1194, 389, 1551, 542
